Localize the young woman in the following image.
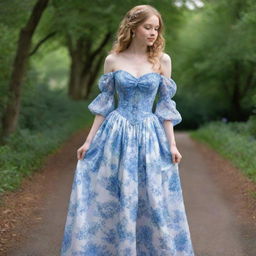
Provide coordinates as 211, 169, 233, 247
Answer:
61, 4, 195, 256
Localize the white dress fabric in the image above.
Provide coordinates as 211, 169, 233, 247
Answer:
60, 70, 195, 256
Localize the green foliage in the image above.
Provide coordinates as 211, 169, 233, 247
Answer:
0, 0, 36, 27
1, 0, 255, 196
0, 0, 40, 116
173, 0, 256, 127
20, 84, 73, 130
190, 120, 256, 182
0, 82, 93, 196
0, 23, 18, 111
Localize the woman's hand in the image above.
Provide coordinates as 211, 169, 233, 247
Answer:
77, 142, 91, 160
170, 145, 182, 164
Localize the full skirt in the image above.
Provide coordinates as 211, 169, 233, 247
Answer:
60, 110, 195, 256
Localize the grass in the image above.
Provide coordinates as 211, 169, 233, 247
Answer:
190, 119, 256, 183
0, 83, 95, 197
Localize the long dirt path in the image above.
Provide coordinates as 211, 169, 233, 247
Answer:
1, 128, 256, 256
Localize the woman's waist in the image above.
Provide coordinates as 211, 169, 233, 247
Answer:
115, 107, 155, 125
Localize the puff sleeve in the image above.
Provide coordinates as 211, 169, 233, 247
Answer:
154, 75, 182, 126
88, 72, 115, 117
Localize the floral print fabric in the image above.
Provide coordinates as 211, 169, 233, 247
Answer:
60, 70, 195, 256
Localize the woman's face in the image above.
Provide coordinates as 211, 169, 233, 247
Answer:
133, 15, 160, 46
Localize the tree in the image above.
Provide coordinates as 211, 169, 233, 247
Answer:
52, 0, 182, 100
175, 0, 256, 124
0, 0, 49, 143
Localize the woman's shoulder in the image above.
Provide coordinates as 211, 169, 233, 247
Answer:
104, 53, 119, 73
104, 52, 125, 72
159, 52, 171, 63
159, 52, 172, 77
105, 53, 117, 65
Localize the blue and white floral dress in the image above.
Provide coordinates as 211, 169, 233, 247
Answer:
60, 70, 195, 256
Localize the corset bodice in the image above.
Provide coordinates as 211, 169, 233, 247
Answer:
88, 69, 182, 127
114, 70, 161, 125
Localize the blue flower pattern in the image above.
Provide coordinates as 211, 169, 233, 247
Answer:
60, 70, 195, 255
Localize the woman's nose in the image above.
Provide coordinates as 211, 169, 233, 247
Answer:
150, 29, 156, 35
150, 32, 156, 37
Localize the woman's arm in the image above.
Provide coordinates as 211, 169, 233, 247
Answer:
83, 55, 114, 145
160, 53, 182, 164
77, 56, 114, 160
83, 115, 105, 144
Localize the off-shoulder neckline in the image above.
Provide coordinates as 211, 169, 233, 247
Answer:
102, 69, 173, 81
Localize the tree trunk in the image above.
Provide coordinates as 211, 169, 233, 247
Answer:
230, 61, 243, 121
68, 50, 84, 99
67, 36, 89, 100
81, 52, 106, 99
67, 32, 112, 100
0, 0, 49, 144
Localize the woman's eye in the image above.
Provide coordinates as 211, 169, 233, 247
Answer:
144, 26, 159, 31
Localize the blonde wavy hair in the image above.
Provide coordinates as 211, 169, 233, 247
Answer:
109, 5, 165, 73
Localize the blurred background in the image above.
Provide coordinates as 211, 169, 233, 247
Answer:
0, 0, 255, 198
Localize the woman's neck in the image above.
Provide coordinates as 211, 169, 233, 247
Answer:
125, 40, 148, 57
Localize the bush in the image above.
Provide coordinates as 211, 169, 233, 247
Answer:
0, 82, 93, 196
190, 120, 256, 182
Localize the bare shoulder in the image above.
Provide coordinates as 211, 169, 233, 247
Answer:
160, 52, 172, 77
160, 52, 171, 62
103, 53, 118, 73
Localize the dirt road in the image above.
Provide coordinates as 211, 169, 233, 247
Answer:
1, 128, 256, 256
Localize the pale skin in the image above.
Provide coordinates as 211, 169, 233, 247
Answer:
77, 14, 182, 164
